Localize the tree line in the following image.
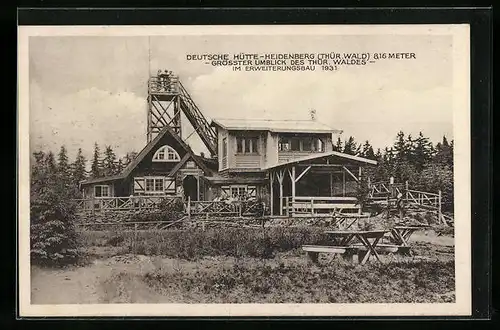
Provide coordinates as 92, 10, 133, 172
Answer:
334, 131, 454, 211
32, 144, 138, 191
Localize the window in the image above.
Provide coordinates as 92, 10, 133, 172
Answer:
236, 137, 259, 154
278, 136, 325, 152
145, 177, 164, 193
94, 185, 110, 198
290, 138, 300, 151
250, 137, 259, 153
278, 137, 290, 151
230, 186, 247, 198
222, 185, 257, 199
302, 137, 313, 151
152, 145, 180, 162
315, 138, 324, 152
222, 138, 228, 157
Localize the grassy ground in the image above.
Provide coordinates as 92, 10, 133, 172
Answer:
31, 227, 455, 304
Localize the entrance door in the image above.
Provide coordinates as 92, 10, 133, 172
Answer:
183, 175, 199, 201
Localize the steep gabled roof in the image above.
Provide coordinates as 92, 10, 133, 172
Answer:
80, 125, 212, 186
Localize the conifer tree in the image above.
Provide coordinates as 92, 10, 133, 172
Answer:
360, 140, 376, 159
71, 148, 87, 187
412, 132, 434, 171
115, 158, 124, 175
343, 136, 360, 155
30, 151, 79, 266
393, 131, 411, 163
90, 143, 102, 178
122, 151, 138, 167
102, 145, 117, 176
434, 135, 453, 168
333, 137, 343, 152
46, 151, 57, 174
57, 145, 71, 185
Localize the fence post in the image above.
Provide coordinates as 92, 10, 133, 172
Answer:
133, 223, 138, 254
405, 181, 409, 202
438, 190, 443, 225
386, 195, 390, 220
311, 199, 314, 215
187, 196, 191, 220
285, 197, 289, 217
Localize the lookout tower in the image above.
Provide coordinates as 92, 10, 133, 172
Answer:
147, 71, 218, 157
147, 71, 182, 142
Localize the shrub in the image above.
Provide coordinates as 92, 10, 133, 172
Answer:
30, 151, 80, 266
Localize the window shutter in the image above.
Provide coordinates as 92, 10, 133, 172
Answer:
164, 177, 176, 194
221, 186, 230, 196
134, 177, 145, 194
248, 186, 257, 197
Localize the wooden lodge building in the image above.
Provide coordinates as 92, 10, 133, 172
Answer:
80, 72, 377, 216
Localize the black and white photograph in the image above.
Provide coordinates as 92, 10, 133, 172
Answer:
18, 24, 471, 317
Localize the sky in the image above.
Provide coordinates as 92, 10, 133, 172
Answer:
29, 33, 454, 161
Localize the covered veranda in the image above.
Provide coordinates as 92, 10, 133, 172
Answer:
264, 151, 377, 216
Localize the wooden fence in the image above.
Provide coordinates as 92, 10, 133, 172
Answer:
74, 196, 182, 214
368, 180, 451, 226
280, 196, 361, 217
74, 195, 263, 218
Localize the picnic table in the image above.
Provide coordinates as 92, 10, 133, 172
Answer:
389, 225, 431, 256
323, 230, 389, 264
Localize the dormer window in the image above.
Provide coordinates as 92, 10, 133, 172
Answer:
152, 145, 180, 162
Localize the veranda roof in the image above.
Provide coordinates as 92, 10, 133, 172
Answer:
263, 151, 377, 171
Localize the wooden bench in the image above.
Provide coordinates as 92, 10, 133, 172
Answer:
302, 245, 358, 263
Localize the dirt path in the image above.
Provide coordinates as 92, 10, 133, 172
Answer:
31, 255, 196, 304
31, 264, 108, 304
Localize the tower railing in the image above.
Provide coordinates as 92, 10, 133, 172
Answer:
148, 76, 180, 94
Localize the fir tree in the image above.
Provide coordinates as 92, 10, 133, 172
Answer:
57, 145, 71, 185
102, 145, 117, 176
412, 132, 434, 171
71, 148, 87, 186
434, 135, 453, 168
333, 137, 343, 152
122, 151, 138, 167
115, 158, 124, 175
393, 131, 411, 162
91, 143, 102, 178
30, 151, 79, 266
343, 136, 360, 155
46, 151, 57, 174
360, 140, 375, 159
